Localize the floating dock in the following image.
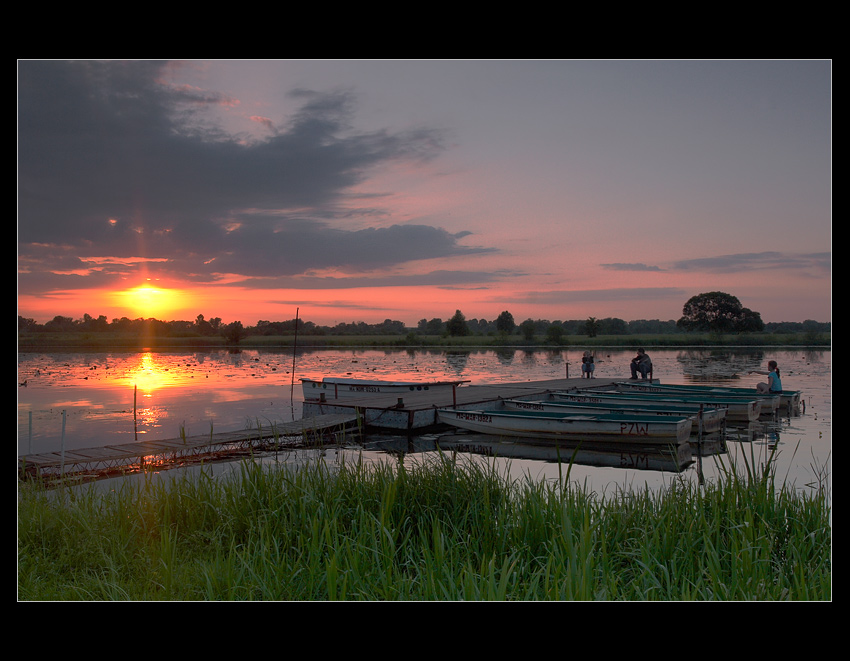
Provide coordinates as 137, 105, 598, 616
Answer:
18, 413, 360, 480
302, 377, 622, 431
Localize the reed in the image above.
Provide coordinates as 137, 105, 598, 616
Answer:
17, 450, 831, 601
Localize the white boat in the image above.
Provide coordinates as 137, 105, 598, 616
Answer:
437, 408, 692, 444
501, 398, 727, 434
551, 390, 761, 422
302, 377, 469, 400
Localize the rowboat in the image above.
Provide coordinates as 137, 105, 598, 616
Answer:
301, 377, 469, 400
570, 387, 767, 419
607, 383, 779, 415
437, 408, 693, 444
501, 398, 727, 434
551, 390, 761, 422
611, 381, 800, 413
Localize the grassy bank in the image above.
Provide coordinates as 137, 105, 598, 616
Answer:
17, 331, 832, 351
18, 452, 831, 601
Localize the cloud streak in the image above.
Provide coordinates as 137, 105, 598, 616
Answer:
602, 252, 829, 277
668, 251, 830, 275
497, 288, 688, 306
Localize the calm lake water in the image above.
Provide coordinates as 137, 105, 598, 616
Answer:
17, 347, 831, 496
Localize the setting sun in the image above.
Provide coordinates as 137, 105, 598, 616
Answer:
114, 285, 183, 320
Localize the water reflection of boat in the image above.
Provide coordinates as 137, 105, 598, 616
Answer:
437, 408, 693, 444
301, 377, 469, 400
359, 432, 718, 474
501, 397, 727, 434
436, 434, 694, 472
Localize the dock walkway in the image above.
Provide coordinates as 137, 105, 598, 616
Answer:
302, 377, 618, 430
18, 413, 360, 480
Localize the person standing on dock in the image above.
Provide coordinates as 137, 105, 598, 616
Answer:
581, 351, 595, 378
630, 349, 652, 380
750, 360, 782, 394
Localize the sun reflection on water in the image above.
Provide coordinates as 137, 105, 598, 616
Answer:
130, 352, 168, 395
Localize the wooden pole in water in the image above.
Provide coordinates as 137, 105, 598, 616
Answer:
290, 307, 299, 403
60, 409, 66, 477
134, 384, 138, 441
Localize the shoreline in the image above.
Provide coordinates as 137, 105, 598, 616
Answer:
17, 332, 832, 352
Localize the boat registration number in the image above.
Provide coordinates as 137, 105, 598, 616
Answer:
456, 412, 493, 423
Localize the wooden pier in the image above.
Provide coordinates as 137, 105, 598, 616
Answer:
17, 377, 635, 481
18, 413, 360, 480
302, 377, 621, 431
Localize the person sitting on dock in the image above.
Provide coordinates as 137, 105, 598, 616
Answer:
581, 351, 595, 378
749, 360, 782, 394
630, 349, 652, 380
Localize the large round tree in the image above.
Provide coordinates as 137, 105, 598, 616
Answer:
676, 292, 764, 333
447, 309, 471, 336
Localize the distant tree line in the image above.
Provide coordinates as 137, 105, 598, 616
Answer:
18, 293, 831, 343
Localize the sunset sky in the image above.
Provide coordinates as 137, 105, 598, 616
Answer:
18, 59, 831, 327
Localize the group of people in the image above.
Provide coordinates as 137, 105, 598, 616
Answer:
581, 348, 783, 394
579, 348, 652, 380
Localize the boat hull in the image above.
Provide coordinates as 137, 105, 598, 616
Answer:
501, 398, 727, 434
437, 408, 692, 444
552, 390, 761, 422
302, 377, 468, 400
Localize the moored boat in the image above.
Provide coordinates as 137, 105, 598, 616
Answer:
302, 377, 469, 400
501, 397, 727, 434
437, 408, 693, 444
611, 381, 801, 413
607, 383, 779, 415
551, 390, 761, 422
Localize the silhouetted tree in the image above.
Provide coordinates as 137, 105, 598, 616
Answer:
221, 320, 246, 345
519, 319, 536, 341
496, 310, 515, 335
447, 310, 471, 336
584, 317, 600, 337
545, 324, 566, 345
677, 292, 764, 333
418, 318, 445, 334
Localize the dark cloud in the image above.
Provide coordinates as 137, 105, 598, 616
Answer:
670, 252, 831, 274
18, 60, 489, 295
601, 263, 665, 272
600, 252, 830, 276
235, 268, 514, 290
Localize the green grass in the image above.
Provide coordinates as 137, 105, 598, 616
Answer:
17, 450, 831, 601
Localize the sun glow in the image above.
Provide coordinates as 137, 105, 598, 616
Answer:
115, 284, 183, 319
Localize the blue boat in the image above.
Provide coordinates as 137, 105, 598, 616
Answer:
551, 390, 761, 422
